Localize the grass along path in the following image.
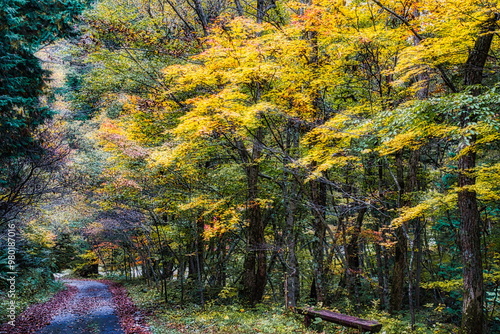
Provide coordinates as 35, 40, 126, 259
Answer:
121, 281, 341, 334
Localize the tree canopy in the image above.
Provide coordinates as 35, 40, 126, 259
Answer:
2, 0, 500, 333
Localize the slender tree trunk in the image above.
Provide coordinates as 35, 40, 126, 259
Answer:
406, 150, 420, 328
256, 0, 275, 23
390, 153, 407, 312
375, 240, 389, 309
346, 207, 367, 301
309, 177, 327, 303
191, 0, 208, 35
213, 237, 227, 290
234, 0, 244, 16
193, 217, 205, 304
188, 217, 204, 286
179, 254, 186, 304
240, 129, 267, 306
390, 226, 406, 312
283, 121, 301, 308
414, 221, 423, 309
303, 16, 329, 305
284, 186, 299, 308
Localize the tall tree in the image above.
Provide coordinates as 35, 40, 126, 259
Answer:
458, 10, 498, 334
372, 1, 500, 330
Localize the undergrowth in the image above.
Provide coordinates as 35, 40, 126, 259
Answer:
120, 279, 460, 334
0, 278, 65, 324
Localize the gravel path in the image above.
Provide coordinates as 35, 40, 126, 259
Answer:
35, 280, 124, 334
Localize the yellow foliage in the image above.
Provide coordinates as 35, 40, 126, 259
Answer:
421, 279, 463, 292
379, 123, 458, 155
203, 208, 241, 240
476, 162, 500, 201
176, 195, 242, 240
299, 105, 373, 173
22, 220, 56, 249
392, 192, 457, 227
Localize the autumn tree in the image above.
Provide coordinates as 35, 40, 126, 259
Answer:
370, 0, 500, 331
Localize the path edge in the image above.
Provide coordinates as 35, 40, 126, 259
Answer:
0, 284, 78, 334
101, 279, 152, 334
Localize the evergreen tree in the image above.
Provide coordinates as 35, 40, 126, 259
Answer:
0, 0, 87, 226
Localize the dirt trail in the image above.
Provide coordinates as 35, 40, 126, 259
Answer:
35, 280, 124, 334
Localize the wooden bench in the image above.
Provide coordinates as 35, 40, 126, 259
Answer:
294, 307, 382, 333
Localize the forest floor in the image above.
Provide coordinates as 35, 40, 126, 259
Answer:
0, 279, 151, 334
120, 280, 346, 334
119, 279, 462, 334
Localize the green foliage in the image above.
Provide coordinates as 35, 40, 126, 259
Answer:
366, 309, 460, 334
0, 274, 64, 324
0, 0, 86, 159
73, 250, 99, 277
0, 0, 88, 229
52, 233, 83, 270
0, 234, 65, 323
64, 62, 102, 120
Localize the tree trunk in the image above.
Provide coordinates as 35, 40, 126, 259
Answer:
459, 13, 497, 333
414, 221, 423, 309
458, 148, 484, 333
283, 121, 300, 308
407, 150, 420, 328
256, 0, 275, 23
390, 226, 406, 312
458, 152, 484, 334
233, 0, 243, 16
240, 130, 267, 306
309, 177, 328, 303
390, 153, 407, 312
191, 0, 209, 35
284, 191, 300, 308
346, 207, 367, 301
188, 217, 204, 282
375, 240, 389, 309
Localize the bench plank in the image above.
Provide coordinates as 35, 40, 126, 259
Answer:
295, 307, 382, 333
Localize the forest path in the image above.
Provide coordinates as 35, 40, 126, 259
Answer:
35, 280, 124, 334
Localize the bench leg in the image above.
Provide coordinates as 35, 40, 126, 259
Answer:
304, 314, 312, 327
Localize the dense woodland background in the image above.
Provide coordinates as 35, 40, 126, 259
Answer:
1, 0, 500, 333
